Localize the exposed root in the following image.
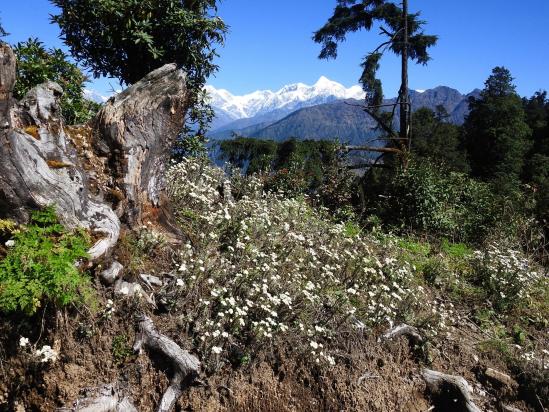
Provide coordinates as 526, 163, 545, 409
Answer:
422, 368, 481, 412
382, 324, 424, 344
57, 383, 137, 412
133, 315, 200, 412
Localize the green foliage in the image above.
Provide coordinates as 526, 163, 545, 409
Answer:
366, 162, 498, 243
111, 334, 133, 364
314, 1, 437, 106
51, 0, 227, 144
464, 67, 531, 190
522, 91, 549, 234
219, 137, 357, 213
13, 38, 100, 125
0, 207, 93, 315
411, 106, 469, 172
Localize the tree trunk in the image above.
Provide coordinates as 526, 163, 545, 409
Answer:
94, 64, 188, 233
399, 0, 410, 165
0, 43, 189, 259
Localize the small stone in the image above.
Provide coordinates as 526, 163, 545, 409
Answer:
140, 273, 163, 287
100, 261, 123, 285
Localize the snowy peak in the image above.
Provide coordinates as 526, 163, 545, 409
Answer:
206, 77, 366, 121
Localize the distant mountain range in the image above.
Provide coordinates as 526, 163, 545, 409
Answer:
206, 78, 480, 144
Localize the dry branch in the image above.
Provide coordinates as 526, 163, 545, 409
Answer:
422, 368, 481, 412
133, 315, 200, 412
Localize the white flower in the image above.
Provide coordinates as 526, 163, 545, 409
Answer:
178, 263, 187, 272
176, 279, 185, 287
212, 346, 222, 354
5, 239, 15, 248
310, 341, 319, 350
35, 345, 58, 363
19, 337, 29, 347
207, 278, 214, 284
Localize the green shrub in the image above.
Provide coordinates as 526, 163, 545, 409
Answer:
0, 207, 93, 315
370, 163, 499, 243
13, 38, 100, 125
112, 334, 133, 365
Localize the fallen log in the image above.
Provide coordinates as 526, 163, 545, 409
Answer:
133, 315, 200, 412
382, 324, 424, 345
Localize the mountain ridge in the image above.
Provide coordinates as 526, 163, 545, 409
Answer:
209, 85, 478, 143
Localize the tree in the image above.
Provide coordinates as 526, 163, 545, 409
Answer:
411, 106, 468, 172
463, 67, 531, 188
50, 0, 227, 140
522, 91, 549, 226
13, 38, 100, 124
314, 0, 437, 161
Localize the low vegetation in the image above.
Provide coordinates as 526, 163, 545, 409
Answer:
0, 207, 92, 315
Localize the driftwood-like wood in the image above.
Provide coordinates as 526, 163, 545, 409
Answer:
95, 64, 188, 232
0, 43, 190, 258
382, 324, 424, 345
422, 368, 482, 412
133, 315, 200, 412
57, 383, 138, 412
0, 44, 120, 260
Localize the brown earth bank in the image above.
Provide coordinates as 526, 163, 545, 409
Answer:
0, 295, 544, 412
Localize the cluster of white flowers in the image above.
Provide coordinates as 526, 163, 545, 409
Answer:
34, 345, 58, 363
103, 299, 115, 319
472, 244, 545, 310
165, 158, 427, 367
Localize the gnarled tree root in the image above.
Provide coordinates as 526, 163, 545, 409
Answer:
382, 323, 424, 344
422, 368, 482, 412
133, 315, 200, 412
57, 383, 137, 412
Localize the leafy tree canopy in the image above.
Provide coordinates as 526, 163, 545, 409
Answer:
50, 0, 227, 145
50, 0, 227, 85
314, 0, 437, 107
13, 38, 100, 125
0, 19, 7, 38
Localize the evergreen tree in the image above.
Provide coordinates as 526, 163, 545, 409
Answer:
463, 67, 530, 188
522, 91, 549, 226
314, 0, 437, 158
411, 106, 468, 172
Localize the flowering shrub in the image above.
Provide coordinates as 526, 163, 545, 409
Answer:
471, 244, 545, 311
165, 158, 426, 369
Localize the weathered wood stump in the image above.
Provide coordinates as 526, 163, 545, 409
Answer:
0, 43, 189, 258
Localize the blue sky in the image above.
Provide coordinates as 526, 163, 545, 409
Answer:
1, 1, 548, 97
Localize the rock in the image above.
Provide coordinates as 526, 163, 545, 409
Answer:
100, 261, 123, 285
114, 280, 153, 304
484, 367, 517, 389
140, 274, 163, 287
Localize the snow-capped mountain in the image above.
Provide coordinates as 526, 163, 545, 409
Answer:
206, 76, 365, 127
